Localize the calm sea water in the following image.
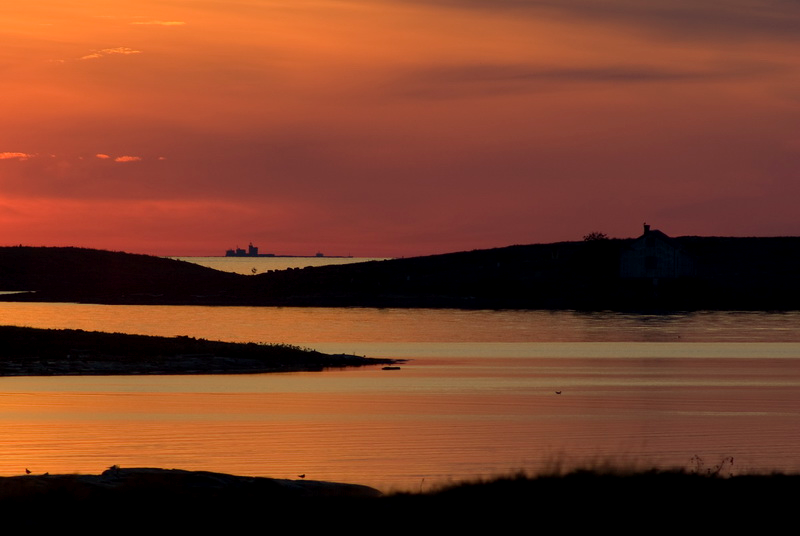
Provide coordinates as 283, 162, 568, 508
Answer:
170, 256, 390, 275
0, 301, 799, 492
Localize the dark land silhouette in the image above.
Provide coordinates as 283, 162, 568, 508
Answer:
2, 235, 800, 309
4, 466, 796, 529
0, 326, 393, 376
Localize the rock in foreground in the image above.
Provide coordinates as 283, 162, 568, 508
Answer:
1, 467, 380, 501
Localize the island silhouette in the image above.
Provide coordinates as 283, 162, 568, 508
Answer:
2, 231, 799, 310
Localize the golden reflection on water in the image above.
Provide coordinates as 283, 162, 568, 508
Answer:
3, 305, 800, 345
1, 352, 799, 491
1, 306, 800, 491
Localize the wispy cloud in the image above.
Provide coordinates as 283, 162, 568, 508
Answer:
397, 60, 782, 98
6, 153, 155, 163
80, 47, 142, 60
411, 0, 800, 42
131, 20, 186, 26
0, 152, 34, 161
103, 47, 141, 55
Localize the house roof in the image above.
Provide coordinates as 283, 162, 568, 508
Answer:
626, 228, 684, 251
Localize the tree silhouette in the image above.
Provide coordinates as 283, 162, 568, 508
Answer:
583, 232, 609, 241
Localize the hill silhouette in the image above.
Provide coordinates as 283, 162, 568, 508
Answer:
2, 238, 800, 310
0, 246, 240, 304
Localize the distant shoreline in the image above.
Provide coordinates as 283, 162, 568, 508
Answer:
2, 239, 800, 310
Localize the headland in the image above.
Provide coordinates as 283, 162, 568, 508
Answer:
2, 232, 800, 310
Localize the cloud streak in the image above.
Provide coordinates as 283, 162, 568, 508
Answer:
81, 47, 142, 60
131, 20, 186, 26
0, 152, 35, 161
396, 61, 780, 98
2, 153, 153, 164
413, 0, 800, 41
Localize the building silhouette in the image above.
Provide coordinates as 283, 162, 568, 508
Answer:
620, 224, 695, 280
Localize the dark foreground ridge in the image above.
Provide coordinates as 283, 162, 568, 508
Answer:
4, 467, 798, 528
2, 467, 381, 501
2, 236, 800, 309
0, 326, 393, 376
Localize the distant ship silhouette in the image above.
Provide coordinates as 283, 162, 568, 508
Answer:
225, 243, 274, 257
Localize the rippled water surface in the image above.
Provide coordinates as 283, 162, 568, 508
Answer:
1, 305, 798, 491
170, 255, 389, 275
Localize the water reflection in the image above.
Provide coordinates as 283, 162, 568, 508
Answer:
1, 305, 799, 344
0, 306, 799, 490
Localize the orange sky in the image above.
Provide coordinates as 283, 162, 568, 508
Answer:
2, 1, 799, 256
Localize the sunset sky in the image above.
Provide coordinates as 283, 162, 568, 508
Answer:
2, 1, 799, 256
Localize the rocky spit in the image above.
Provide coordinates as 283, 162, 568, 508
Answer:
0, 325, 395, 376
